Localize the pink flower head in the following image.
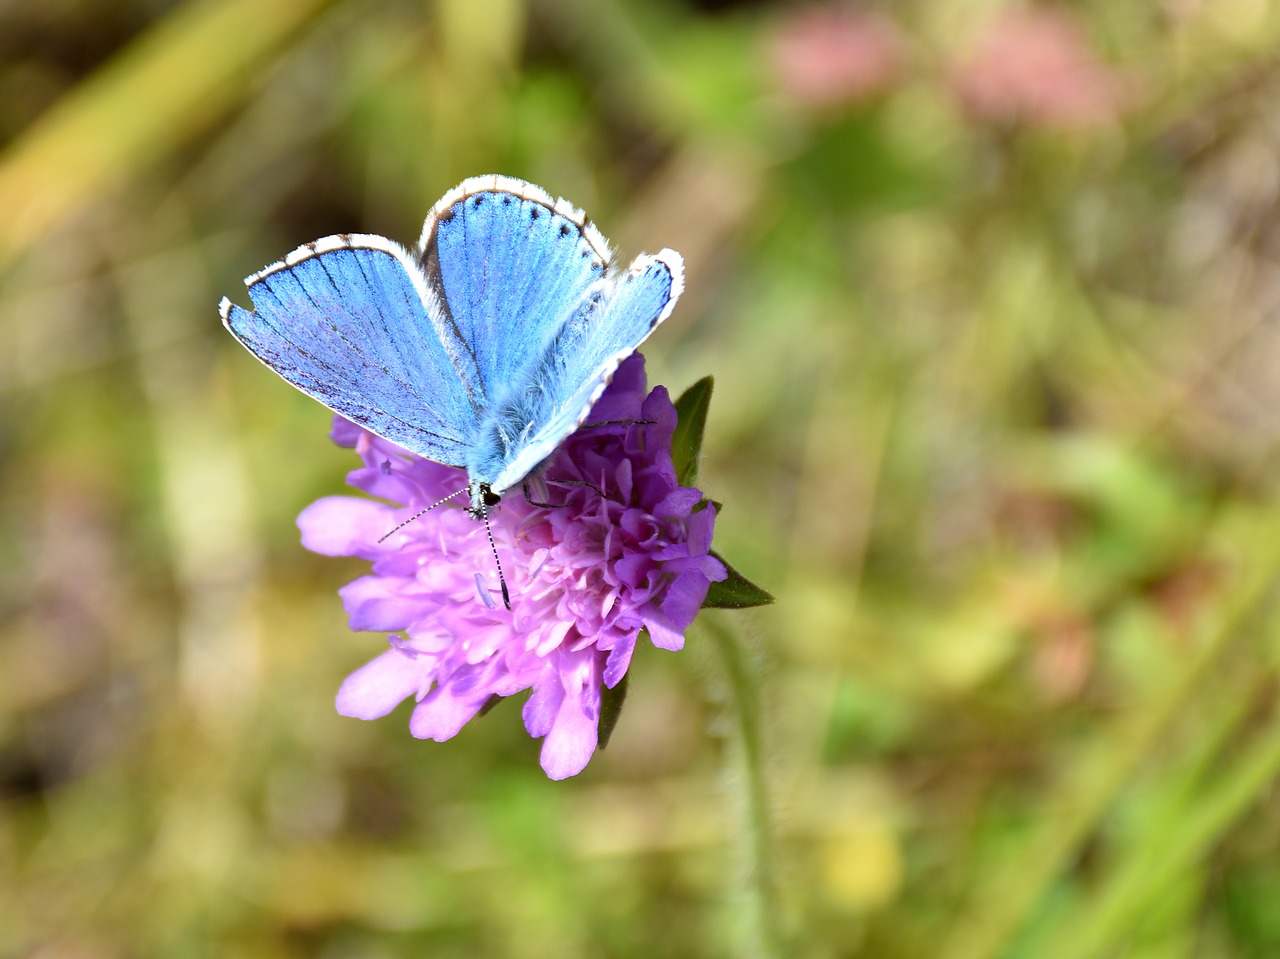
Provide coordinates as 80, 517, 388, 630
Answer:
950, 8, 1135, 129
298, 354, 727, 780
768, 7, 906, 109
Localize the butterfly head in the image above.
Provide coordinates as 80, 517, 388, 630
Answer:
467, 482, 502, 521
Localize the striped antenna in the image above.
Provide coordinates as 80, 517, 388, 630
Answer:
478, 496, 511, 610
377, 487, 469, 543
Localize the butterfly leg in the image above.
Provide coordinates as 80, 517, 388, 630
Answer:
579, 417, 657, 430
522, 478, 564, 509
522, 477, 607, 509
554, 478, 606, 496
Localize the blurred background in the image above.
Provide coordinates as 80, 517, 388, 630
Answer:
4, 0, 1280, 956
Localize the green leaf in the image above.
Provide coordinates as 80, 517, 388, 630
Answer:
597, 670, 630, 750
672, 376, 714, 487
703, 550, 774, 609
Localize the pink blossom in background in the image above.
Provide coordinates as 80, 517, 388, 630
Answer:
768, 7, 906, 108
950, 8, 1135, 128
298, 354, 726, 780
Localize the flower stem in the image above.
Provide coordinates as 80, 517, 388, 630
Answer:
703, 614, 788, 959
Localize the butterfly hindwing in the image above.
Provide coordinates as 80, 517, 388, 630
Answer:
560, 251, 683, 390
220, 235, 477, 465
485, 249, 684, 493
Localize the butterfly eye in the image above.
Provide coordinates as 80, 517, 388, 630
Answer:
482, 487, 502, 507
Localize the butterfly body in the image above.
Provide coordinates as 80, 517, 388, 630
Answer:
220, 175, 684, 518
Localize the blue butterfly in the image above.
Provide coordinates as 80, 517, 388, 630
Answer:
220, 175, 684, 524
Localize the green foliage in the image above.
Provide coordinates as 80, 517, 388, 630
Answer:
5, 1, 1280, 957
672, 375, 713, 488
672, 375, 772, 608
703, 551, 774, 609
597, 669, 628, 751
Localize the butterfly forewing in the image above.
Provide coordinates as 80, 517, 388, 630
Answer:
221, 237, 475, 466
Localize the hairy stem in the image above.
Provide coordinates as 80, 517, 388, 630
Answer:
704, 614, 788, 959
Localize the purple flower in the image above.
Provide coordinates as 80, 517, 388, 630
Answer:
298, 354, 727, 779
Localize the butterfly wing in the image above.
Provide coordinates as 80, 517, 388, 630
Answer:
484, 249, 684, 494
416, 175, 612, 414
220, 234, 480, 465
223, 178, 682, 492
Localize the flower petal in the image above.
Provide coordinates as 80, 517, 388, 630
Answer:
643, 611, 687, 651
523, 671, 565, 739
537, 654, 602, 780
661, 571, 715, 630
298, 497, 395, 557
687, 504, 717, 556
329, 415, 365, 448
655, 488, 702, 519
336, 644, 434, 719
584, 353, 647, 422
339, 575, 424, 632
409, 685, 487, 741
603, 631, 637, 687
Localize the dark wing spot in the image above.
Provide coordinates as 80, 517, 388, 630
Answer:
438, 207, 457, 224
530, 207, 540, 220
559, 224, 571, 237
502, 195, 513, 205
580, 249, 590, 258
472, 195, 485, 207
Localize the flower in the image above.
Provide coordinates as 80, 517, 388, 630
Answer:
298, 354, 727, 779
768, 7, 906, 109
949, 8, 1137, 129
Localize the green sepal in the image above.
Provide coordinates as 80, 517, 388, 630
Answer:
597, 669, 630, 750
702, 550, 774, 608
672, 376, 714, 488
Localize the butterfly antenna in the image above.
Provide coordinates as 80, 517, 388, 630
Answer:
377, 487, 469, 543
479, 498, 512, 610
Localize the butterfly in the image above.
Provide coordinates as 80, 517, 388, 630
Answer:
220, 175, 684, 526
